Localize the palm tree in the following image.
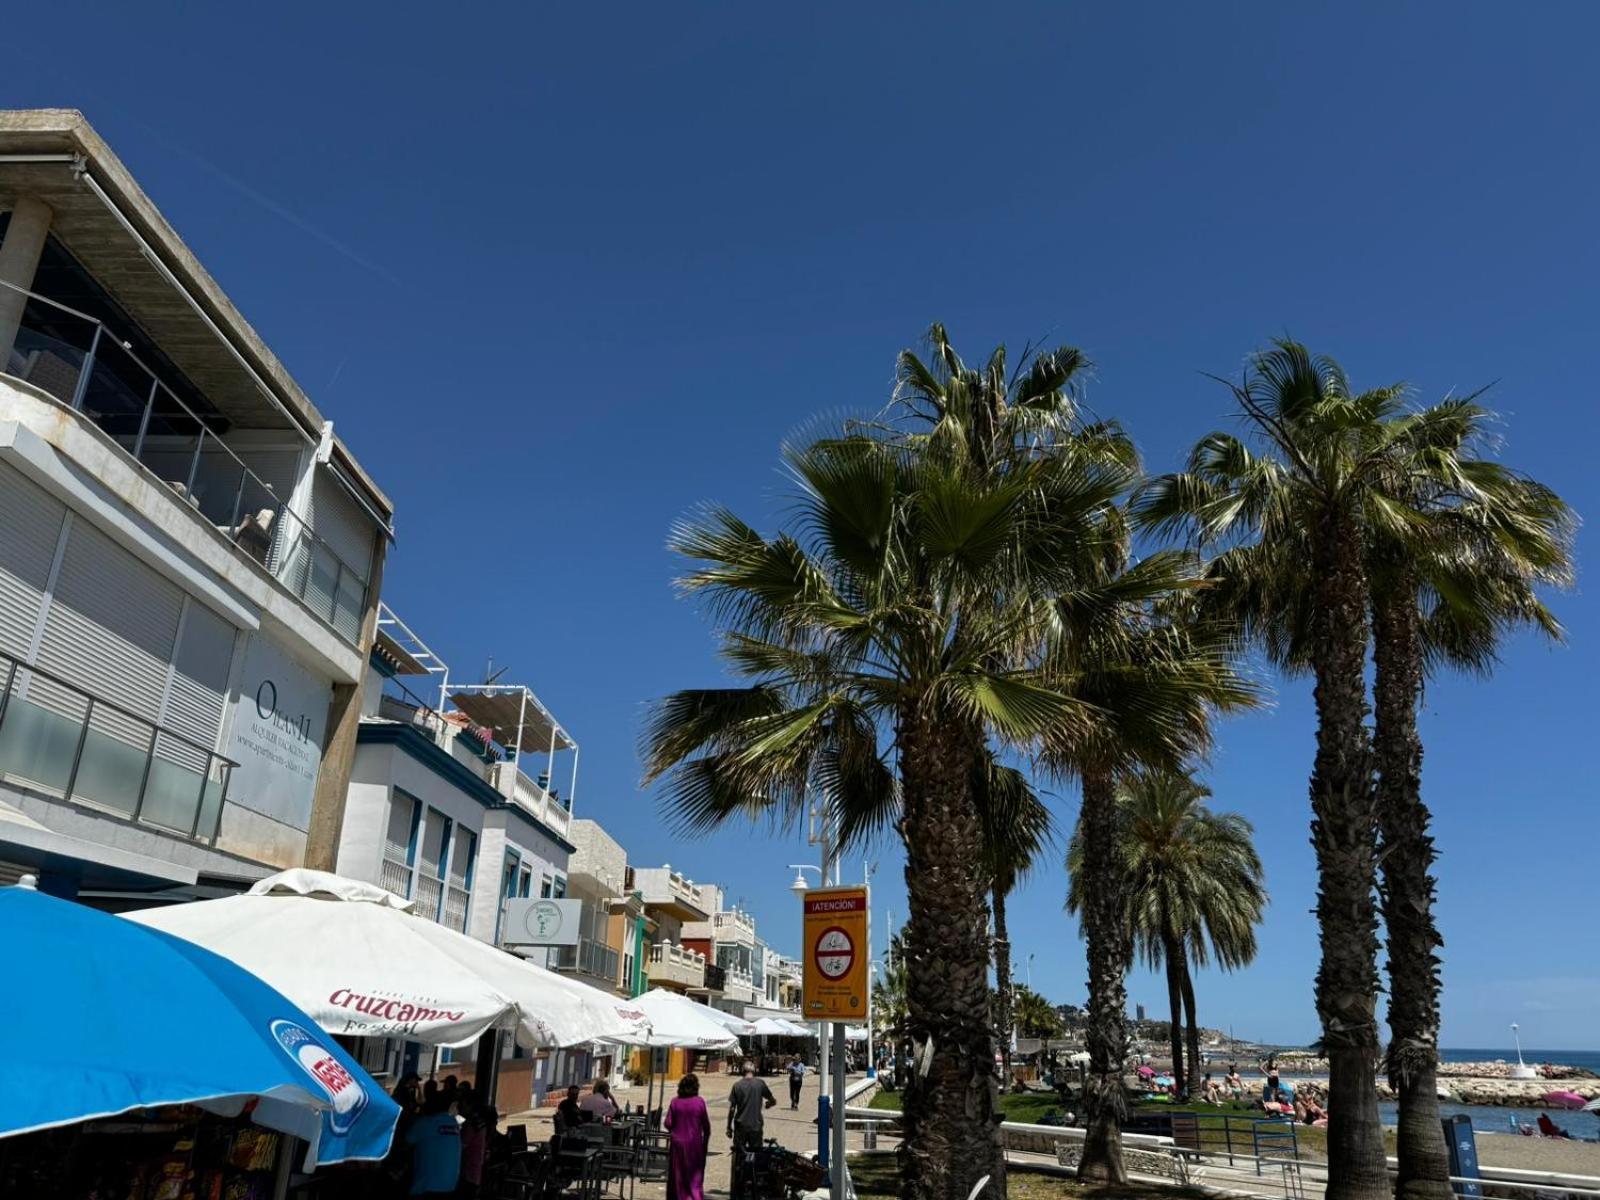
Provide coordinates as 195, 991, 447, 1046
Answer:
1011, 986, 1067, 1039
643, 419, 1138, 1200
1370, 446, 1573, 1200
977, 757, 1055, 1088
1069, 769, 1265, 1098
1136, 342, 1529, 1200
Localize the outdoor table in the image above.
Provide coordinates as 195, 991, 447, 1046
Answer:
555, 1145, 602, 1200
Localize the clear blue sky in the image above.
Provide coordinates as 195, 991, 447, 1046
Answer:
10, 2, 1597, 1049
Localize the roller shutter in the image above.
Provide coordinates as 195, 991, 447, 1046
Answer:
0, 464, 67, 660
33, 519, 183, 742
161, 599, 237, 760
307, 468, 373, 641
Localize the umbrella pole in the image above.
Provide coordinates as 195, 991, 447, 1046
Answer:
269, 1128, 294, 1200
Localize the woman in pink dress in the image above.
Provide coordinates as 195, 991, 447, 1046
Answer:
662, 1073, 711, 1200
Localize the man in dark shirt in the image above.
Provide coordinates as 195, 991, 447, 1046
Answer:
554, 1084, 585, 1134
727, 1061, 776, 1200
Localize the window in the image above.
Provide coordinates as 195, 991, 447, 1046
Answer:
381, 793, 420, 897
540, 874, 553, 899
450, 828, 477, 889
552, 875, 566, 899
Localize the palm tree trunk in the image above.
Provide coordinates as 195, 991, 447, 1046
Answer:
1077, 766, 1129, 1184
993, 885, 1014, 1093
898, 712, 1005, 1200
1374, 574, 1452, 1200
1161, 929, 1187, 1098
1180, 951, 1202, 1098
1309, 512, 1388, 1200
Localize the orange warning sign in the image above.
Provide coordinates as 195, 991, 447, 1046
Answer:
801, 886, 868, 1020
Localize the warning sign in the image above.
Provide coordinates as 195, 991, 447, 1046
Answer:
801, 886, 868, 1020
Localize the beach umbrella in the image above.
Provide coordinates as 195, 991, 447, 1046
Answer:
751, 1017, 796, 1037
620, 989, 743, 1049
126, 869, 631, 1049
1153, 1074, 1175, 1088
781, 1019, 817, 1038
0, 878, 398, 1168
1543, 1090, 1588, 1110
698, 1005, 758, 1038
1137, 1065, 1156, 1078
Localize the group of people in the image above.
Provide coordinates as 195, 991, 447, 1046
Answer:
657, 1061, 779, 1200
388, 1073, 497, 1199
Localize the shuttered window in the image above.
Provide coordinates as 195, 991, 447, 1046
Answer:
161, 600, 237, 759
33, 519, 183, 737
308, 470, 373, 642
0, 464, 66, 660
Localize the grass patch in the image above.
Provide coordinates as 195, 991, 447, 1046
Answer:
867, 1091, 1064, 1125
851, 1158, 1210, 1200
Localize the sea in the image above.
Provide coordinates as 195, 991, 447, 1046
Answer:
1230, 1047, 1600, 1140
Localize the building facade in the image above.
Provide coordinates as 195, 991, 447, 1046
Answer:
0, 111, 393, 902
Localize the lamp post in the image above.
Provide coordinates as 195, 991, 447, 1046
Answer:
1027, 953, 1035, 992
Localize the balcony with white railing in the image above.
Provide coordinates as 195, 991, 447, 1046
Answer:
414, 873, 444, 920
443, 881, 471, 932
0, 280, 375, 644
484, 761, 572, 837
720, 965, 757, 1005
712, 909, 757, 946
644, 941, 707, 990
378, 849, 412, 899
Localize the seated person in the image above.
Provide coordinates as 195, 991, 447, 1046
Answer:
554, 1085, 586, 1135
1202, 1073, 1222, 1104
580, 1079, 619, 1121
1536, 1114, 1571, 1139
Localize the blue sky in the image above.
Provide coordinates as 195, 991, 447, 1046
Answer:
10, 2, 1598, 1049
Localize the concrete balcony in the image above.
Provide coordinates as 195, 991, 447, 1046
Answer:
486, 761, 572, 837
631, 866, 710, 922
712, 909, 756, 946
720, 965, 757, 1005
644, 941, 707, 991
0, 283, 377, 660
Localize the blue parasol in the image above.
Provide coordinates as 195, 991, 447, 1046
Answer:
0, 880, 398, 1168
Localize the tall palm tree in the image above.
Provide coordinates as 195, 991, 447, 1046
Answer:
977, 757, 1055, 1087
1147, 384, 1574, 1198
1369, 449, 1573, 1200
1138, 343, 1413, 1200
643, 423, 1138, 1200
1068, 770, 1265, 1098
1041, 563, 1259, 1181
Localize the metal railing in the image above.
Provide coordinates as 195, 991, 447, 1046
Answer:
552, 936, 621, 982
0, 278, 371, 643
443, 883, 470, 932
414, 872, 444, 920
0, 648, 236, 843
378, 853, 413, 898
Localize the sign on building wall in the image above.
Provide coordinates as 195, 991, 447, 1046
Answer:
223, 632, 331, 831
503, 898, 583, 946
801, 886, 868, 1020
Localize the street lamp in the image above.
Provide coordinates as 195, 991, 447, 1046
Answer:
1510, 1022, 1536, 1079
789, 864, 822, 896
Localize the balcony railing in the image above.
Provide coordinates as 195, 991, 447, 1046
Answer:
0, 648, 236, 843
552, 936, 620, 983
442, 883, 470, 932
0, 279, 371, 643
414, 872, 444, 920
378, 853, 412, 898
645, 941, 708, 989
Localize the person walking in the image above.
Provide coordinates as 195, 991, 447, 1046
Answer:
786, 1056, 806, 1110
662, 1074, 711, 1200
727, 1060, 776, 1200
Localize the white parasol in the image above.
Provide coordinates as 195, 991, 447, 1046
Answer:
125, 869, 633, 1049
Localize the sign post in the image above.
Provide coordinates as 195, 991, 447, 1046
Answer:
802, 886, 868, 1200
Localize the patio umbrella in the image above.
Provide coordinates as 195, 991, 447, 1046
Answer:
751, 1017, 797, 1037
698, 1005, 758, 1038
1585, 1097, 1600, 1113
1137, 1065, 1156, 1078
778, 1019, 816, 1038
623, 989, 743, 1049
0, 878, 398, 1168
126, 869, 630, 1049
1543, 1090, 1588, 1110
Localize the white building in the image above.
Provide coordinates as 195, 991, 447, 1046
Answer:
0, 111, 393, 900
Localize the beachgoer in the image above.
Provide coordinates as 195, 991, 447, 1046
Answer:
405, 1092, 462, 1199
663, 1073, 711, 1200
554, 1084, 584, 1134
1260, 1056, 1279, 1103
1536, 1114, 1571, 1139
580, 1079, 619, 1121
1202, 1073, 1221, 1104
787, 1056, 807, 1110
727, 1060, 777, 1200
